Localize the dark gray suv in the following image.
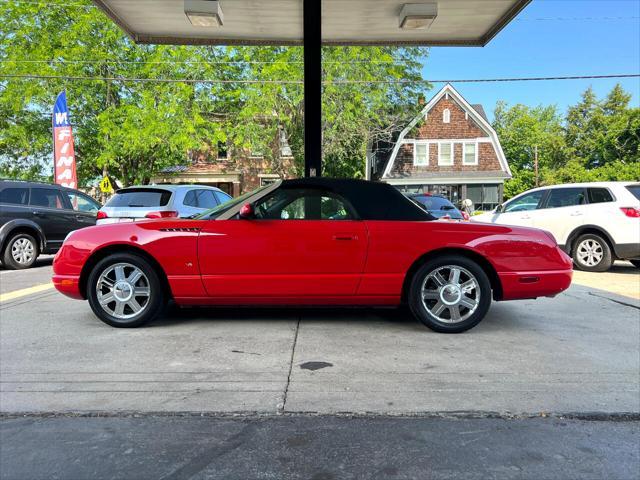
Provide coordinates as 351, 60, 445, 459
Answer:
0, 180, 101, 269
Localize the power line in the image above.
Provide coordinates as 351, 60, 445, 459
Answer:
334, 75, 640, 84
0, 73, 638, 85
517, 16, 640, 21
0, 74, 301, 84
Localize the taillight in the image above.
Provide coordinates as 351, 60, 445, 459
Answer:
145, 211, 179, 219
96, 211, 108, 220
620, 207, 640, 218
461, 211, 470, 221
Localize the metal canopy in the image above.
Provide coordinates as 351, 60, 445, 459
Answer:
93, 0, 531, 47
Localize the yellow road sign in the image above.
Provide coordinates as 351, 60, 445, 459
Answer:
99, 176, 113, 193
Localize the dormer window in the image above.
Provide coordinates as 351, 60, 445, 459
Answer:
443, 109, 451, 123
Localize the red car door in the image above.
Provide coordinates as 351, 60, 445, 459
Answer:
197, 187, 368, 298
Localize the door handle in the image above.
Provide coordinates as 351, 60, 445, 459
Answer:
570, 212, 583, 217
520, 215, 531, 220
333, 234, 357, 241
32, 211, 43, 216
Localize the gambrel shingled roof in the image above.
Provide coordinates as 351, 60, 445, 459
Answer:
381, 84, 511, 179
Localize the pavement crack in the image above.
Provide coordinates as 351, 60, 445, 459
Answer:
159, 421, 260, 480
587, 292, 639, 310
279, 316, 301, 414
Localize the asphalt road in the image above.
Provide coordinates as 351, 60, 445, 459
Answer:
1, 415, 638, 480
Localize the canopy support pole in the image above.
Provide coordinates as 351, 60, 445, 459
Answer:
303, 0, 321, 177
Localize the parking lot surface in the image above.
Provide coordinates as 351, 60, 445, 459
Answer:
1, 261, 638, 416
572, 261, 640, 300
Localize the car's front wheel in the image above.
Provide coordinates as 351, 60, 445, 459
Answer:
572, 233, 612, 272
2, 232, 39, 269
409, 255, 492, 333
87, 253, 165, 328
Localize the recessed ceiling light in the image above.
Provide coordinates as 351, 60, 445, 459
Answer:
399, 3, 438, 30
185, 0, 224, 27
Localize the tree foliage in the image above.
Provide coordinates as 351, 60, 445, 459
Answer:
494, 84, 640, 199
0, 1, 428, 187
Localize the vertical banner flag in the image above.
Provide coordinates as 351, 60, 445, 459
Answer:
53, 91, 78, 189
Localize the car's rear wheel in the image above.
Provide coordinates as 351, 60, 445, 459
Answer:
572, 233, 612, 272
87, 253, 165, 328
2, 233, 38, 269
409, 255, 492, 333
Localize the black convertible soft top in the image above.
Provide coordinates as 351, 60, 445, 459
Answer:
280, 178, 431, 221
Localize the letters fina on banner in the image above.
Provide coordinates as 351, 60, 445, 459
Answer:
52, 91, 78, 189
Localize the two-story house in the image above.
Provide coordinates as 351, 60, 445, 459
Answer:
151, 127, 296, 196
374, 84, 511, 211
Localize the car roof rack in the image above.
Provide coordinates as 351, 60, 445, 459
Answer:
0, 178, 55, 186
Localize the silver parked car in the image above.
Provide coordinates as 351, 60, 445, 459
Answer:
97, 185, 232, 224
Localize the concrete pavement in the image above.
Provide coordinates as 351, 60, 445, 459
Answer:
572, 260, 640, 300
1, 262, 638, 415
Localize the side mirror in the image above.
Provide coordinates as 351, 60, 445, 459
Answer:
495, 204, 503, 213
239, 203, 255, 219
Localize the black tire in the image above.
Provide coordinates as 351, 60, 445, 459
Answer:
87, 253, 165, 328
2, 232, 39, 269
408, 255, 492, 333
630, 260, 640, 269
572, 233, 613, 272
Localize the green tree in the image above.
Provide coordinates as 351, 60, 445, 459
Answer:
565, 84, 638, 168
493, 102, 567, 197
0, 1, 428, 187
495, 84, 639, 199
493, 102, 567, 171
218, 46, 428, 179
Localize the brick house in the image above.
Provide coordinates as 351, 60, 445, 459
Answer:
151, 128, 296, 196
374, 84, 511, 211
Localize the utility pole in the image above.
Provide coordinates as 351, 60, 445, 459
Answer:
534, 145, 539, 187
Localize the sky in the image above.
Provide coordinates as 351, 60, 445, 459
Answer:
422, 0, 640, 122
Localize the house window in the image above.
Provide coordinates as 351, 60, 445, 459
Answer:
217, 141, 228, 159
279, 128, 293, 157
414, 142, 428, 166
259, 175, 280, 187
438, 142, 453, 166
466, 184, 501, 212
443, 109, 451, 123
463, 143, 477, 165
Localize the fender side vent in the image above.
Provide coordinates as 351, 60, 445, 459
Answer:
159, 227, 201, 232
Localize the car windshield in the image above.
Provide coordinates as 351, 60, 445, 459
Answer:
412, 195, 456, 211
410, 195, 463, 219
194, 184, 272, 219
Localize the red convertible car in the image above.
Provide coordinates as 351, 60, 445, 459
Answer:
53, 178, 572, 333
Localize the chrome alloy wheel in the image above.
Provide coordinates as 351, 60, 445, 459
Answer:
421, 265, 480, 323
576, 239, 604, 267
11, 237, 35, 265
96, 263, 151, 320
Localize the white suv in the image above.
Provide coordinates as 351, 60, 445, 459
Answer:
474, 182, 640, 272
